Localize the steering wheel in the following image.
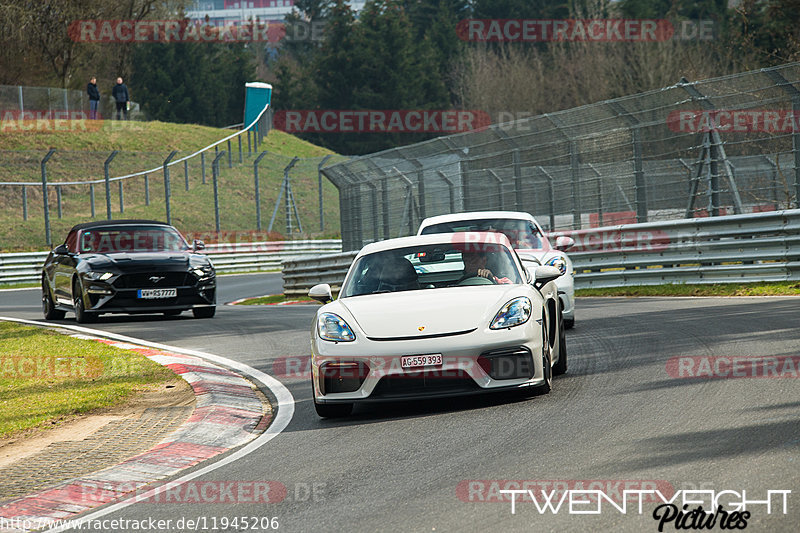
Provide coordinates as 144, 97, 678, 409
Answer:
457, 276, 496, 286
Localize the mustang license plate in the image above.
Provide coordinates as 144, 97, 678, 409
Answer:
401, 354, 443, 369
137, 288, 177, 299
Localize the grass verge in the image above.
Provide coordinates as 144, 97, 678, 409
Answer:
575, 282, 800, 297
0, 321, 180, 438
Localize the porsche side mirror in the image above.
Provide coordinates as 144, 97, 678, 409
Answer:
193, 239, 205, 251
54, 243, 69, 255
533, 265, 562, 289
554, 236, 575, 251
309, 283, 333, 304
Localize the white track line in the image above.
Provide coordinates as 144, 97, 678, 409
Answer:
0, 316, 295, 533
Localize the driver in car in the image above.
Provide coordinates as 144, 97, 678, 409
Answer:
459, 251, 512, 284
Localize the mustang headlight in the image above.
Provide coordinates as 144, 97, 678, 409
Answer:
545, 256, 567, 274
490, 297, 532, 330
317, 313, 356, 342
191, 265, 214, 279
86, 271, 113, 281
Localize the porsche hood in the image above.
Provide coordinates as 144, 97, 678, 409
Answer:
335, 285, 529, 338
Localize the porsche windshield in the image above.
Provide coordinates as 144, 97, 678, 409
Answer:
341, 243, 522, 297
78, 226, 189, 253
420, 218, 544, 249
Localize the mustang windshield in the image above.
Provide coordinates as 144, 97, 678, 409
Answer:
79, 226, 189, 253
420, 218, 544, 249
341, 243, 522, 297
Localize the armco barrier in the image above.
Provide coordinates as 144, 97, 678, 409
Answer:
556, 209, 800, 288
279, 210, 800, 294
282, 251, 359, 297
0, 240, 342, 285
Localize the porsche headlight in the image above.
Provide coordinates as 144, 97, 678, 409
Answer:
545, 256, 567, 274
86, 271, 113, 281
490, 297, 532, 330
317, 313, 356, 342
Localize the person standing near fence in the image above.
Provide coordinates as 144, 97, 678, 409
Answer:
87, 77, 100, 120
112, 77, 129, 120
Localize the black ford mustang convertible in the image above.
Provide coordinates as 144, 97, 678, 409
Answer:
42, 220, 216, 322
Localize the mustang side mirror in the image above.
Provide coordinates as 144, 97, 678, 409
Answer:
193, 239, 205, 251
309, 283, 333, 304
533, 265, 562, 290
54, 243, 70, 255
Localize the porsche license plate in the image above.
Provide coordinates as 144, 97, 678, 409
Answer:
401, 354, 443, 369
137, 288, 177, 299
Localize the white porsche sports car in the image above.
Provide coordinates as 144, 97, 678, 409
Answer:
308, 232, 566, 418
417, 211, 576, 328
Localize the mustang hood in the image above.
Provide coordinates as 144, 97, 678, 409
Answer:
338, 286, 526, 338
83, 252, 192, 270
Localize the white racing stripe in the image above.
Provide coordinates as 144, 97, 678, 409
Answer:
0, 316, 295, 533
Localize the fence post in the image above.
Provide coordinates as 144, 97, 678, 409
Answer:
227, 139, 232, 169
184, 158, 189, 191
18, 86, 24, 114
488, 170, 504, 210
41, 148, 56, 247
118, 181, 124, 213
318, 154, 333, 232
163, 150, 177, 224
89, 183, 95, 217
513, 149, 523, 210
254, 150, 269, 231
537, 167, 557, 231
381, 179, 390, 239
437, 171, 456, 213
238, 134, 243, 164
201, 152, 206, 184
247, 129, 252, 156
21, 186, 28, 220
212, 151, 226, 232
763, 69, 800, 208
144, 174, 149, 205
103, 150, 118, 220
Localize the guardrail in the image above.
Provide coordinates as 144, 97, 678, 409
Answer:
556, 209, 800, 288
279, 210, 800, 295
282, 252, 359, 297
0, 240, 342, 285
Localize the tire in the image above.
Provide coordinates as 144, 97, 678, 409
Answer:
314, 399, 353, 418
192, 306, 215, 319
564, 316, 575, 329
536, 314, 552, 395
163, 310, 182, 317
42, 280, 65, 320
73, 279, 95, 324
553, 308, 568, 376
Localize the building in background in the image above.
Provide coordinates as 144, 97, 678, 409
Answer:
187, 1, 367, 25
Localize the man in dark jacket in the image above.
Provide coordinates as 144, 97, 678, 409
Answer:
87, 77, 100, 120
111, 77, 129, 120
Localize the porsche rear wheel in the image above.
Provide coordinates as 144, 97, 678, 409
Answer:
536, 314, 552, 395
42, 280, 65, 320
553, 307, 568, 376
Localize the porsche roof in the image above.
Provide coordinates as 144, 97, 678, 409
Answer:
356, 231, 514, 257
418, 211, 539, 229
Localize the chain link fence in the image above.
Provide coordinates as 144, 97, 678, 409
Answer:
322, 63, 800, 251
0, 84, 143, 120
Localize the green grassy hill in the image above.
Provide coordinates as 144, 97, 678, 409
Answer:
0, 121, 345, 251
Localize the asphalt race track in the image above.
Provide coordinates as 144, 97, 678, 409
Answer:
2, 273, 799, 532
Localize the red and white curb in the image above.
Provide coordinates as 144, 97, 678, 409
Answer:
0, 318, 294, 533
226, 294, 314, 306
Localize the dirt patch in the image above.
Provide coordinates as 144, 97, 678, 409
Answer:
0, 379, 194, 471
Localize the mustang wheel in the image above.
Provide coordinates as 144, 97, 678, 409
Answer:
73, 279, 95, 324
42, 280, 65, 320
192, 306, 215, 318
